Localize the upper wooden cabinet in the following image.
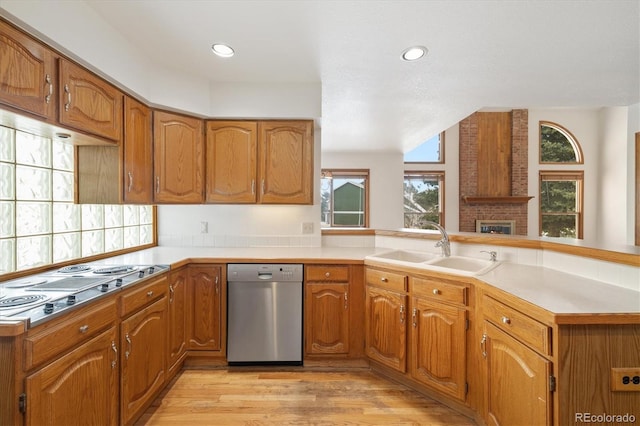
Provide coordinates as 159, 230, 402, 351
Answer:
206, 120, 258, 203
154, 111, 204, 203
0, 19, 57, 120
205, 119, 313, 204
123, 96, 153, 204
259, 120, 313, 204
58, 59, 123, 142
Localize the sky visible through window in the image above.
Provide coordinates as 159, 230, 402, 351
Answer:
404, 134, 440, 162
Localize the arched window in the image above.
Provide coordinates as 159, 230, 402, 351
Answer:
539, 121, 583, 164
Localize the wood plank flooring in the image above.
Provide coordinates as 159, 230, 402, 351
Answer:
136, 368, 476, 425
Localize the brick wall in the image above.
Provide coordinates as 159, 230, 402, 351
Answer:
459, 110, 529, 235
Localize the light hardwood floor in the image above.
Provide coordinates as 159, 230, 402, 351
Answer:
136, 368, 476, 425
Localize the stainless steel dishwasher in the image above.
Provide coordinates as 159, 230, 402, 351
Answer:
227, 264, 303, 365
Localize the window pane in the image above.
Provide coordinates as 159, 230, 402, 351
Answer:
105, 227, 124, 252
53, 170, 74, 201
16, 131, 51, 167
404, 134, 442, 162
16, 165, 51, 200
16, 202, 51, 236
332, 178, 365, 226
53, 203, 81, 233
0, 126, 14, 162
140, 224, 153, 244
140, 205, 153, 225
0, 201, 15, 238
404, 175, 441, 228
0, 238, 15, 273
0, 163, 15, 200
320, 177, 332, 226
105, 205, 123, 228
53, 232, 81, 262
540, 180, 577, 213
52, 140, 74, 171
82, 230, 104, 256
541, 214, 577, 238
82, 204, 104, 230
124, 205, 140, 226
124, 226, 140, 248
17, 235, 51, 269
540, 124, 578, 163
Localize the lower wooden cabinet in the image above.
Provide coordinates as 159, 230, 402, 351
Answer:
187, 265, 223, 351
305, 282, 350, 355
482, 321, 551, 426
25, 327, 119, 426
365, 284, 408, 372
167, 267, 187, 376
120, 296, 167, 425
410, 296, 467, 401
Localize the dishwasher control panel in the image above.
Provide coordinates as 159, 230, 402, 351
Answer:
227, 264, 303, 282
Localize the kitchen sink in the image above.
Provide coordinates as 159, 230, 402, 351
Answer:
368, 250, 437, 263
366, 251, 500, 276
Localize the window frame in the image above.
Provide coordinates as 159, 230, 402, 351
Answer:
403, 170, 445, 228
539, 121, 584, 164
539, 170, 584, 239
320, 169, 370, 228
403, 132, 445, 164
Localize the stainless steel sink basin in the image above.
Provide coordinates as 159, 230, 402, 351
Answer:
368, 250, 436, 263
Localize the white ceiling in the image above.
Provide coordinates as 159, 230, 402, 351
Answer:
16, 1, 640, 152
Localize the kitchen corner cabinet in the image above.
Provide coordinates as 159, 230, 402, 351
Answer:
304, 265, 351, 355
410, 276, 468, 402
0, 19, 57, 120
119, 277, 168, 425
187, 265, 223, 351
58, 59, 123, 142
154, 111, 204, 203
206, 120, 313, 204
167, 267, 188, 377
25, 327, 119, 426
123, 96, 153, 204
365, 268, 408, 372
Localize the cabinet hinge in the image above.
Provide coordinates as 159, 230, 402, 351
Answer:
549, 375, 556, 392
465, 382, 469, 395
465, 319, 469, 330
18, 393, 26, 414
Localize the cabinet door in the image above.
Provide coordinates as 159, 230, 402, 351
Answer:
187, 265, 222, 350
206, 120, 257, 203
120, 297, 167, 425
59, 59, 122, 142
0, 20, 56, 120
305, 283, 350, 355
25, 327, 118, 426
258, 121, 313, 204
411, 297, 467, 401
167, 268, 187, 375
153, 111, 204, 203
365, 285, 407, 372
123, 96, 153, 203
483, 321, 552, 426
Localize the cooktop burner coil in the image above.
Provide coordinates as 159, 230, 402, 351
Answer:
93, 265, 137, 275
58, 264, 92, 274
0, 294, 49, 309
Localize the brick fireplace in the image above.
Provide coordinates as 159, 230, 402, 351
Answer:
459, 109, 530, 235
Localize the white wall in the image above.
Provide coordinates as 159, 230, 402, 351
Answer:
628, 103, 640, 245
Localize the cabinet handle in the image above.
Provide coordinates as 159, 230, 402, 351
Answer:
432, 288, 440, 295
251, 179, 255, 195
147, 291, 154, 297
480, 333, 487, 358
128, 171, 134, 192
344, 292, 348, 310
64, 84, 71, 111
79, 325, 89, 333
399, 305, 405, 324
261, 179, 265, 195
412, 308, 418, 327
325, 272, 331, 278
501, 316, 511, 325
381, 277, 388, 283
169, 285, 174, 303
111, 341, 118, 369
45, 74, 53, 104
125, 334, 132, 359
155, 176, 160, 194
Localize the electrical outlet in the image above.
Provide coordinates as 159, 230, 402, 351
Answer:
200, 221, 209, 234
302, 222, 314, 234
611, 368, 640, 392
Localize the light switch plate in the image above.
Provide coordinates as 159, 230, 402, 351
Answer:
302, 222, 314, 234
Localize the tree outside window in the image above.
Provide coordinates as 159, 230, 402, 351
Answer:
321, 170, 369, 227
404, 172, 444, 228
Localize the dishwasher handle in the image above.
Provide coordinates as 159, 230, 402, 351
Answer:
258, 272, 273, 280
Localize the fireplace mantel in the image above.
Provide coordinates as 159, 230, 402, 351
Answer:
461, 196, 534, 204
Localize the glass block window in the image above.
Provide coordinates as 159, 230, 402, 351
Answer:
0, 126, 155, 275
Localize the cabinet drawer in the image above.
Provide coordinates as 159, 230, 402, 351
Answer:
411, 277, 467, 306
306, 265, 349, 282
120, 276, 167, 317
482, 295, 551, 355
24, 300, 116, 370
366, 268, 407, 292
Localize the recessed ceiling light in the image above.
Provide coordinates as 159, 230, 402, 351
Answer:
211, 43, 234, 58
401, 46, 427, 61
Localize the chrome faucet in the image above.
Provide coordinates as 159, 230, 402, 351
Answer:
424, 221, 450, 257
